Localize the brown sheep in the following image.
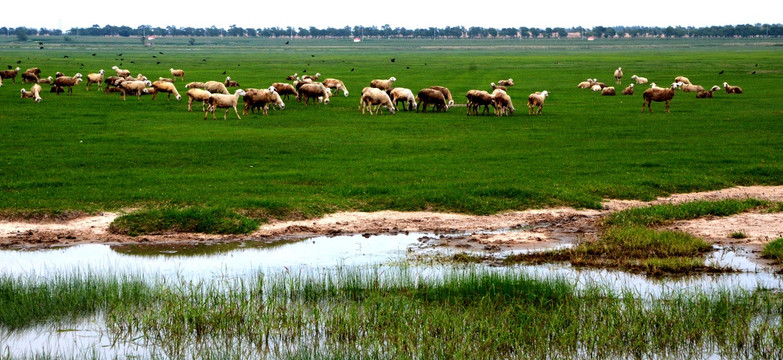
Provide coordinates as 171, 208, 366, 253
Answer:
22, 67, 41, 83
723, 82, 743, 94
416, 88, 448, 113
1, 67, 21, 84
429, 86, 454, 107
601, 87, 616, 96
322, 78, 349, 97
185, 81, 206, 89
491, 89, 515, 116
53, 73, 83, 95
158, 77, 174, 83
297, 83, 331, 105
285, 73, 298, 81
465, 89, 493, 115
642, 82, 680, 113
243, 87, 285, 116
302, 72, 321, 81
151, 80, 182, 101
225, 76, 240, 87
370, 77, 396, 91
498, 78, 514, 87
271, 82, 299, 100
103, 76, 125, 93
527, 91, 549, 115
696, 85, 721, 99
169, 68, 185, 81
621, 84, 634, 95
186, 88, 212, 111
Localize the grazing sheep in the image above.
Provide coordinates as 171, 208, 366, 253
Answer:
322, 78, 349, 97
103, 76, 125, 93
169, 68, 185, 81
20, 83, 43, 102
498, 78, 515, 87
22, 67, 41, 83
642, 82, 680, 113
119, 80, 152, 101
243, 88, 285, 116
631, 75, 648, 84
696, 85, 721, 99
151, 80, 182, 101
465, 89, 494, 115
416, 88, 448, 113
205, 89, 247, 120
37, 76, 54, 84
601, 87, 616, 96
112, 65, 130, 77
491, 89, 515, 116
527, 90, 549, 115
360, 88, 395, 115
86, 70, 105, 91
270, 82, 299, 100
723, 82, 743, 94
577, 78, 595, 88
285, 73, 298, 81
53, 73, 83, 95
297, 83, 331, 105
429, 86, 454, 107
158, 77, 174, 83
204, 81, 230, 95
621, 84, 634, 95
490, 82, 507, 92
1, 67, 21, 84
225, 76, 240, 87
674, 76, 691, 84
185, 81, 206, 89
186, 88, 212, 111
370, 77, 396, 91
302, 72, 321, 81
388, 87, 416, 111
613, 67, 623, 84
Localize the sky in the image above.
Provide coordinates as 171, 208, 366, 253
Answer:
5, 0, 782, 31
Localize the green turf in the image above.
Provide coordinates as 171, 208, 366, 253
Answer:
1, 37, 782, 220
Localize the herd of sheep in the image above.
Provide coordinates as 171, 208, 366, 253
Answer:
580, 67, 743, 113
1, 64, 742, 116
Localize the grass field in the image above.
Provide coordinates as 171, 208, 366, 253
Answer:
1, 36, 782, 221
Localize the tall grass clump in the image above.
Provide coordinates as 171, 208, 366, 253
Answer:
603, 199, 767, 227
108, 207, 259, 236
762, 238, 783, 264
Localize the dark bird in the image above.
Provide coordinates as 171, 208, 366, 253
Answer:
130, 60, 135, 64
406, 66, 410, 69
751, 71, 756, 74
755, 63, 758, 67
118, 53, 122, 56
302, 69, 307, 73
285, 41, 289, 44
221, 71, 226, 74
718, 70, 724, 75
391, 58, 395, 62
92, 53, 96, 56
16, 60, 21, 64
237, 64, 240, 67
39, 46, 44, 50
156, 61, 160, 64
7, 65, 11, 69
311, 54, 315, 57
80, 63, 84, 67
152, 55, 157, 58
202, 59, 207, 62
159, 51, 164, 54
63, 55, 69, 58
38, 42, 43, 45
350, 68, 354, 72
424, 63, 427, 66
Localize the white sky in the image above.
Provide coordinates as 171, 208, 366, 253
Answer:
5, 0, 782, 31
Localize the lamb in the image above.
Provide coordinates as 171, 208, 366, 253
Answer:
270, 82, 299, 100
498, 78, 514, 87
185, 81, 206, 89
593, 80, 608, 89
680, 83, 705, 92
429, 86, 454, 107
591, 84, 602, 92
20, 83, 43, 102
158, 77, 174, 83
297, 83, 331, 105
112, 65, 130, 77
642, 82, 680, 113
388, 87, 416, 111
151, 80, 182, 101
86, 70, 105, 91
225, 76, 240, 87
527, 90, 549, 115
243, 87, 285, 116
285, 73, 298, 81
613, 67, 623, 83
186, 88, 212, 111
204, 81, 230, 94
53, 73, 83, 95
22, 67, 41, 83
674, 76, 691, 84
621, 84, 634, 95
302, 72, 321, 81
416, 88, 448, 113
37, 76, 54, 84
169, 68, 185, 81
360, 88, 395, 115
490, 82, 507, 92
322, 78, 349, 97
370, 77, 396, 91
134, 74, 148, 81
491, 89, 515, 116
577, 78, 595, 88
0, 67, 21, 84
465, 89, 493, 115
631, 75, 648, 84
601, 87, 616, 96
723, 82, 743, 94
119, 79, 152, 101
696, 85, 721, 99
204, 89, 247, 120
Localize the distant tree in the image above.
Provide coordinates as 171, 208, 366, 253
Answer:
189, 38, 195, 45
15, 27, 27, 41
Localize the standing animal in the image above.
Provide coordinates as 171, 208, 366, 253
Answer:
204, 81, 230, 94
322, 78, 349, 97
613, 67, 623, 83
498, 78, 514, 87
0, 67, 21, 84
205, 89, 247, 120
119, 80, 152, 100
527, 91, 549, 115
360, 88, 395, 115
53, 73, 83, 95
642, 82, 680, 113
723, 82, 743, 94
429, 86, 454, 107
621, 83, 634, 95
388, 87, 416, 111
270, 82, 298, 100
416, 88, 448, 113
151, 80, 182, 101
696, 85, 721, 98
20, 84, 43, 102
225, 76, 240, 87
491, 89, 515, 116
370, 77, 396, 91
186, 88, 211, 111
298, 83, 331, 105
243, 88, 285, 116
169, 68, 185, 81
112, 65, 130, 77
631, 75, 648, 84
465, 89, 494, 115
601, 87, 616, 96
86, 70, 105, 91
22, 68, 41, 83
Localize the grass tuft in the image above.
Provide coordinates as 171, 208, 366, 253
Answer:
603, 199, 768, 227
762, 238, 783, 263
108, 207, 259, 236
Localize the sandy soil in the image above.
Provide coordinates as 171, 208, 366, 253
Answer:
2, 186, 783, 254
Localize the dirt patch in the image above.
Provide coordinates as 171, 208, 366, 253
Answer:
2, 186, 783, 254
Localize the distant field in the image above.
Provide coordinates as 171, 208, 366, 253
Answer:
1, 37, 782, 219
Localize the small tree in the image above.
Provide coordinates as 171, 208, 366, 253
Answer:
15, 28, 27, 41
189, 38, 196, 46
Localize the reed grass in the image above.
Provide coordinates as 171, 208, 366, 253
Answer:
762, 238, 783, 264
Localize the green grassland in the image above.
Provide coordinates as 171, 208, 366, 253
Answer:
1, 37, 782, 220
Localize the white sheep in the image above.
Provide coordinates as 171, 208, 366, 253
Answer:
112, 65, 130, 77
674, 76, 691, 84
388, 87, 416, 111
491, 89, 515, 116
285, 73, 298, 81
170, 68, 185, 81
370, 77, 396, 91
204, 81, 230, 95
680, 83, 705, 92
577, 78, 594, 89
151, 80, 182, 101
119, 80, 152, 101
491, 82, 507, 92
613, 67, 623, 83
591, 84, 602, 92
322, 78, 349, 97
20, 83, 43, 102
723, 82, 743, 94
621, 83, 634, 95
186, 88, 212, 111
631, 75, 648, 84
185, 81, 206, 89
37, 76, 54, 84
205, 89, 247, 120
360, 88, 395, 115
527, 90, 548, 115
86, 70, 104, 91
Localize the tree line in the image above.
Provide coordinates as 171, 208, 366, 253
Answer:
3, 23, 782, 40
